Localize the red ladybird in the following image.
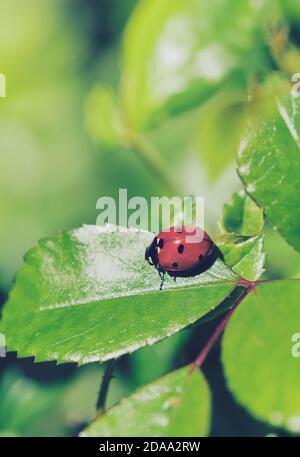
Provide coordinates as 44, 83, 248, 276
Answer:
145, 226, 221, 289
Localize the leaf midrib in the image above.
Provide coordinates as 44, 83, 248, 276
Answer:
35, 279, 239, 313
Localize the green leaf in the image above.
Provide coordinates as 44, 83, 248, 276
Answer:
217, 191, 265, 281
81, 365, 211, 437
85, 85, 124, 146
0, 225, 238, 365
122, 0, 271, 130
264, 228, 300, 279
191, 92, 246, 181
219, 191, 264, 236
237, 85, 300, 252
223, 280, 300, 433
219, 235, 265, 281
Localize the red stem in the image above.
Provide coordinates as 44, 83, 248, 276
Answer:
192, 282, 255, 370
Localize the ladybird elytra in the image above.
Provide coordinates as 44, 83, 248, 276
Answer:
145, 225, 221, 289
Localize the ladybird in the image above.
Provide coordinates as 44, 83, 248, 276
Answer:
145, 226, 221, 289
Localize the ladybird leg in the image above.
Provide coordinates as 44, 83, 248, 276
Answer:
159, 270, 165, 290
173, 276, 176, 282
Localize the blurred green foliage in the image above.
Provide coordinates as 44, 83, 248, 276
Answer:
0, 365, 130, 436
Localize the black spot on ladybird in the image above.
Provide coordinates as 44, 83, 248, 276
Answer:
172, 262, 178, 268
178, 244, 184, 254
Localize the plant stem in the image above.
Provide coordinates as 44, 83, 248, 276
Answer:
192, 282, 255, 370
96, 359, 116, 416
125, 130, 181, 196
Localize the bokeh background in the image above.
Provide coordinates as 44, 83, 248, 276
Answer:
1, 0, 300, 436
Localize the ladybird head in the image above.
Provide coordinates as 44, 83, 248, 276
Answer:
145, 236, 159, 267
